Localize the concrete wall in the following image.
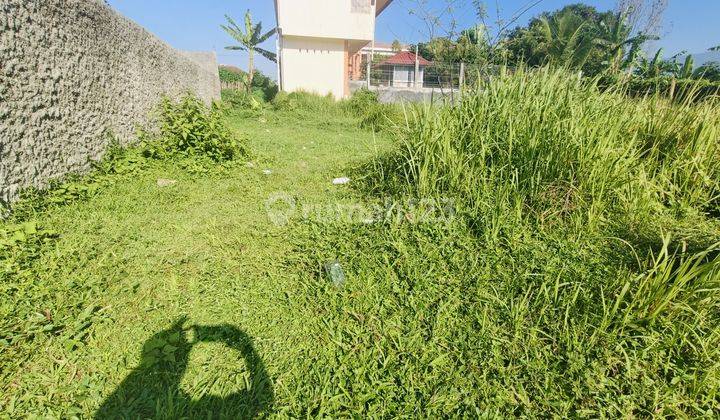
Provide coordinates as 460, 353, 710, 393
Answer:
0, 0, 221, 204
350, 82, 460, 104
280, 36, 346, 99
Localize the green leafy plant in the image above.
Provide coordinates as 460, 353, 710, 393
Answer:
221, 88, 265, 113
8, 142, 147, 220
143, 95, 246, 162
0, 222, 56, 271
271, 91, 338, 114
219, 66, 278, 101
344, 89, 400, 131
345, 88, 380, 113
141, 331, 183, 368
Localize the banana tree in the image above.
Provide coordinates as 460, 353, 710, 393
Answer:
678, 55, 694, 79
221, 11, 277, 92
595, 12, 657, 73
635, 48, 677, 79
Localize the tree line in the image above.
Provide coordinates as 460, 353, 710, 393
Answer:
409, 2, 719, 83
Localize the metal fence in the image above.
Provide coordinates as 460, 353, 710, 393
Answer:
354, 55, 499, 91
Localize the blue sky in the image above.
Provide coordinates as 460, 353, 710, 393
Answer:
107, 0, 720, 78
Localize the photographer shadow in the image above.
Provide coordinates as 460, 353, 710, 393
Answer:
95, 317, 274, 419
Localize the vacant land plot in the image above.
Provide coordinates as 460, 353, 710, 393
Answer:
2, 71, 720, 417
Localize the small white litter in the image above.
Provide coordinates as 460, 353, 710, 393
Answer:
332, 177, 351, 185
246, 161, 256, 168
263, 169, 273, 176
157, 179, 177, 187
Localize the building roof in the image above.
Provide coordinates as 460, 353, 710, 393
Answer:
376, 0, 394, 15
360, 41, 409, 52
379, 51, 431, 66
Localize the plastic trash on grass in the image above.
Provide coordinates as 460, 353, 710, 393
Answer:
332, 177, 351, 185
324, 260, 346, 288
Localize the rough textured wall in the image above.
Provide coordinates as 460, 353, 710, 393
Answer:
0, 0, 221, 204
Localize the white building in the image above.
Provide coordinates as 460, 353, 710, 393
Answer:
273, 0, 394, 99
376, 51, 431, 88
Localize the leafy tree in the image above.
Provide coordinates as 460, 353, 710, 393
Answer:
413, 37, 456, 62
221, 11, 277, 92
535, 10, 595, 69
694, 62, 720, 82
594, 12, 656, 73
678, 55, 695, 79
455, 25, 490, 63
391, 40, 403, 52
505, 5, 615, 73
634, 48, 677, 78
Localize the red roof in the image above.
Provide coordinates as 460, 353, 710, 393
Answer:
378, 51, 431, 66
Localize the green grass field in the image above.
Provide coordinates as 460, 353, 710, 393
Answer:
2, 72, 720, 418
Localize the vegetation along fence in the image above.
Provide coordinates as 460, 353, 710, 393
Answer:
220, 81, 247, 91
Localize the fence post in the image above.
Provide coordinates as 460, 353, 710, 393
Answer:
366, 56, 371, 89
368, 41, 376, 90
669, 78, 677, 100
414, 45, 420, 91
459, 62, 465, 89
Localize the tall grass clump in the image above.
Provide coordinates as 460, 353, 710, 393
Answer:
271, 91, 340, 114
329, 66, 720, 415
269, 89, 404, 132
345, 89, 405, 132
388, 67, 720, 238
221, 88, 266, 114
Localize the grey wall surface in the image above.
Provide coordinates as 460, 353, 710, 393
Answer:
0, 0, 221, 204
349, 81, 460, 104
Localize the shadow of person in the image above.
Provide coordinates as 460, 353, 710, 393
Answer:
95, 317, 274, 419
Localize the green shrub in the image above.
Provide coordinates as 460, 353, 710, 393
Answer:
694, 62, 720, 82
267, 89, 403, 132
345, 88, 379, 113
221, 89, 265, 112
143, 95, 246, 162
219, 66, 278, 101
600, 74, 720, 103
344, 89, 405, 132
251, 72, 279, 102
218, 66, 246, 84
357, 102, 405, 132
271, 91, 338, 113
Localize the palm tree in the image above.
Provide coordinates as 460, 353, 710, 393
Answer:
595, 12, 657, 73
221, 11, 277, 92
536, 11, 594, 69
